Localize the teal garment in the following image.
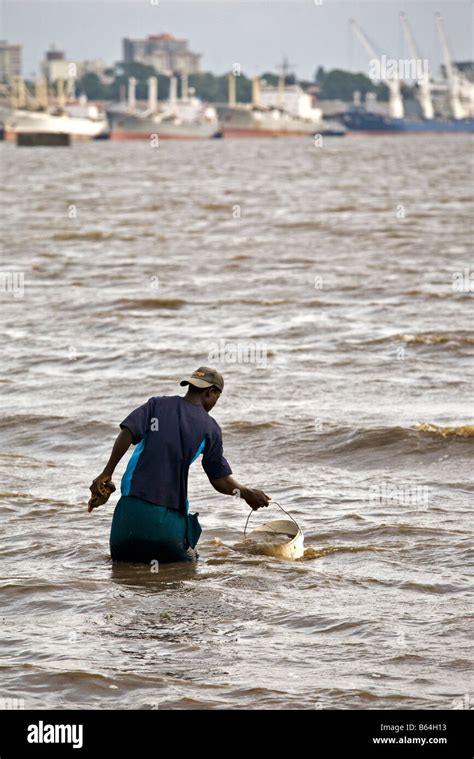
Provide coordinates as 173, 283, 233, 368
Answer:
110, 495, 201, 564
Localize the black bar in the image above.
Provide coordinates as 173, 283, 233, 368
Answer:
0, 709, 471, 757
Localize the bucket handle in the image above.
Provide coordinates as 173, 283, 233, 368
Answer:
243, 500, 300, 537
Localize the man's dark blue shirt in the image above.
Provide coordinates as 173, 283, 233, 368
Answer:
119, 395, 232, 513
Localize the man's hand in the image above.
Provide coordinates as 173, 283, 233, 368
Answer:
87, 428, 133, 513
243, 488, 271, 511
88, 473, 116, 513
90, 472, 112, 495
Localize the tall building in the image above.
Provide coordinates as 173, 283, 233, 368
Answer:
76, 59, 114, 83
43, 48, 76, 82
122, 33, 201, 75
0, 41, 22, 83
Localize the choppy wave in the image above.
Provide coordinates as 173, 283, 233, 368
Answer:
226, 420, 283, 431
51, 231, 113, 241
398, 332, 474, 346
0, 414, 115, 440
298, 545, 386, 561
404, 290, 453, 300
113, 298, 187, 310
234, 298, 290, 306
200, 202, 233, 211
223, 419, 474, 453
306, 423, 474, 461
415, 422, 474, 438
274, 221, 324, 230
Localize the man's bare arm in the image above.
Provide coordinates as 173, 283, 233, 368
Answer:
90, 427, 133, 494
209, 474, 271, 510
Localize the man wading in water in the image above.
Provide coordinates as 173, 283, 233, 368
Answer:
88, 367, 271, 563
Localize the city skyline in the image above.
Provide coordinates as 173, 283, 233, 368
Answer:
1, 0, 472, 82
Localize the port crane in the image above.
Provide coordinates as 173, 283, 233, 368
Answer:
399, 12, 434, 120
435, 13, 467, 119
349, 18, 404, 119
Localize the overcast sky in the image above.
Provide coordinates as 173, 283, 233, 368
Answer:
2, 0, 473, 81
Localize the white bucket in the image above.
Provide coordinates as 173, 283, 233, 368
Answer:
240, 517, 304, 560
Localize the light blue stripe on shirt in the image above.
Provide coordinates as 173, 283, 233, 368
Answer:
121, 437, 146, 496
190, 436, 206, 464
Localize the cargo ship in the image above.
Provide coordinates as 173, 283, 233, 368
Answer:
217, 75, 345, 137
106, 75, 220, 139
4, 104, 109, 140
337, 104, 474, 134
336, 14, 474, 135
1, 80, 109, 140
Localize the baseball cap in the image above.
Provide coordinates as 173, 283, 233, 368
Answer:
180, 366, 224, 392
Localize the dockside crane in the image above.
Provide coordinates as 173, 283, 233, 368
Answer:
399, 12, 434, 120
349, 18, 404, 119
435, 13, 466, 120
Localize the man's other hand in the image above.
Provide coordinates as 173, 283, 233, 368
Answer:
244, 488, 271, 511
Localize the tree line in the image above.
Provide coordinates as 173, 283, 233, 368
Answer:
72, 62, 413, 103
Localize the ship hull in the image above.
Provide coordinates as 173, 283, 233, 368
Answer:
220, 127, 314, 138
109, 130, 216, 140
107, 109, 219, 139
4, 108, 109, 140
4, 130, 104, 142
216, 105, 321, 137
338, 109, 474, 134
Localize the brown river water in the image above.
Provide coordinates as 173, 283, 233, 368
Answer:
0, 136, 473, 709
